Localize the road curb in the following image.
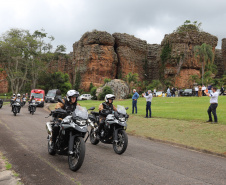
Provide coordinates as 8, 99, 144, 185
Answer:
0, 152, 23, 185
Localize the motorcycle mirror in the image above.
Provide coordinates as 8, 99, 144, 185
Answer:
125, 107, 129, 110
88, 107, 95, 110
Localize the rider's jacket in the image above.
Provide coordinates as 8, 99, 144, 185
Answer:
99, 102, 117, 118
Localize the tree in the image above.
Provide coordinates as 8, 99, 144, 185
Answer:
146, 80, 163, 91
98, 86, 113, 100
38, 71, 72, 95
125, 72, 139, 93
0, 29, 31, 94
174, 20, 202, 33
194, 43, 214, 85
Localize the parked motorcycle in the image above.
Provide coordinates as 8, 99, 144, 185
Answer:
28, 100, 37, 115
89, 105, 129, 155
12, 99, 22, 116
46, 99, 92, 172
0, 99, 3, 109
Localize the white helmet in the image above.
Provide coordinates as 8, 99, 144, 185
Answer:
66, 90, 79, 102
17, 94, 21, 97
13, 94, 16, 96
105, 94, 115, 103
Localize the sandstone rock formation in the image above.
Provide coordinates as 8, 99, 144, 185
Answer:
73, 31, 118, 91
214, 49, 224, 77
113, 33, 147, 81
222, 38, 226, 72
96, 79, 129, 100
48, 53, 75, 85
161, 31, 218, 88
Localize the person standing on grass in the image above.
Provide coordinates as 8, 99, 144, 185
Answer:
220, 85, 224, 96
202, 85, 206, 96
142, 90, 152, 118
132, 89, 139, 114
204, 87, 218, 123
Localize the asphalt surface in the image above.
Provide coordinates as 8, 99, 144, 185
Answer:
0, 103, 226, 185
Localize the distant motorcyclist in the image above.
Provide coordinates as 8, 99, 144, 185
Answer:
97, 94, 117, 137
12, 94, 22, 112
28, 96, 36, 111
51, 90, 80, 149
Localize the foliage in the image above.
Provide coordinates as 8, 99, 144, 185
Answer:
97, 86, 113, 100
0, 28, 67, 93
160, 42, 171, 64
189, 75, 201, 85
104, 78, 111, 84
74, 70, 81, 90
89, 82, 94, 92
90, 86, 97, 100
127, 93, 133, 99
38, 71, 72, 95
125, 72, 139, 93
194, 43, 214, 85
146, 80, 163, 91
174, 20, 202, 33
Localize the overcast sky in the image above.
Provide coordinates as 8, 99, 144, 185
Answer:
0, 0, 225, 53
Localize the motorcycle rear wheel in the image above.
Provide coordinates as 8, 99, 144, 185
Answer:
90, 128, 100, 145
13, 107, 17, 116
68, 137, 85, 172
113, 130, 128, 155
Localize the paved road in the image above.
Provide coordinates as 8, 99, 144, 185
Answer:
0, 103, 226, 185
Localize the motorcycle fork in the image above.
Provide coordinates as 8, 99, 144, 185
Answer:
68, 131, 75, 155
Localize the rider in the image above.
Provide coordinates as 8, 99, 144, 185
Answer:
97, 94, 117, 137
51, 90, 80, 148
55, 90, 80, 111
12, 94, 22, 112
28, 96, 36, 111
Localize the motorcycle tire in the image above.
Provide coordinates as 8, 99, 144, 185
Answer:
68, 137, 85, 172
32, 111, 34, 115
90, 128, 99, 145
0, 105, 2, 109
48, 140, 56, 155
113, 130, 128, 155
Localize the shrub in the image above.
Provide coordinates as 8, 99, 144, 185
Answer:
97, 86, 113, 100
127, 93, 133, 99
90, 87, 97, 100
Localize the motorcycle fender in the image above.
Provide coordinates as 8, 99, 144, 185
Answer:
118, 122, 127, 127
74, 124, 88, 133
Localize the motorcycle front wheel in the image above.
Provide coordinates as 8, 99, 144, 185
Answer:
113, 130, 128, 155
68, 137, 85, 172
13, 107, 17, 116
90, 128, 99, 145
48, 139, 56, 155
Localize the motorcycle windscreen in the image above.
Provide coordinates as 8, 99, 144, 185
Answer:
117, 105, 127, 115
73, 106, 88, 119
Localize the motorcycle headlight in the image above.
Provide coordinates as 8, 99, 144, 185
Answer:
76, 120, 87, 126
119, 117, 126, 122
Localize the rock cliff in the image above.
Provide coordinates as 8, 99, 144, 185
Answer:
73, 31, 118, 91
222, 38, 226, 72
161, 31, 218, 88
112, 33, 147, 81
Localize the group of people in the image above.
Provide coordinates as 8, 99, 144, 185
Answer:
10, 93, 36, 112
131, 86, 220, 123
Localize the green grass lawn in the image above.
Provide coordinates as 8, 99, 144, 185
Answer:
49, 96, 226, 155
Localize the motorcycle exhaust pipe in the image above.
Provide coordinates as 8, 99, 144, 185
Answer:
46, 122, 52, 135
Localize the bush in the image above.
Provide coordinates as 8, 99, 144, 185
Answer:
104, 78, 111, 84
127, 93, 133, 99
90, 87, 97, 100
97, 86, 113, 100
